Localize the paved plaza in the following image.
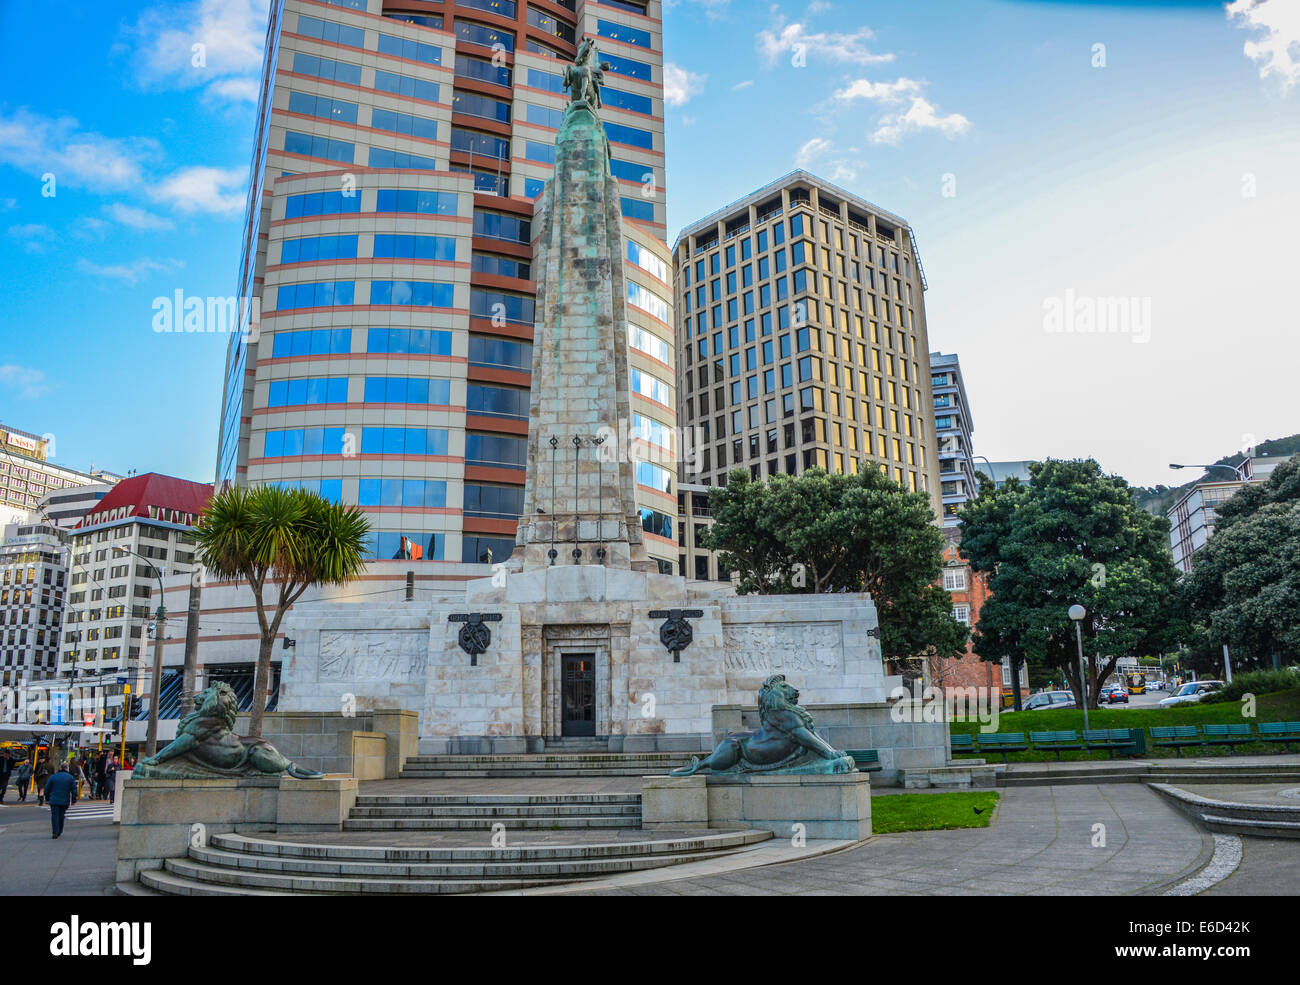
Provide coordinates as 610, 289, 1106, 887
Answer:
7, 775, 1300, 896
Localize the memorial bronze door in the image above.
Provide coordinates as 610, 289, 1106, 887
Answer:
561, 653, 596, 737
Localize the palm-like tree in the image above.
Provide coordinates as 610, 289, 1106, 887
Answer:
195, 485, 370, 738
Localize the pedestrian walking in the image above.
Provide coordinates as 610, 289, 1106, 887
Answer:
0, 749, 14, 803
94, 752, 107, 801
43, 763, 78, 839
105, 753, 120, 805
34, 753, 50, 807
14, 757, 32, 803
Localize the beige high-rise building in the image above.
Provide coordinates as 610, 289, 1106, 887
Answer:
672, 171, 941, 580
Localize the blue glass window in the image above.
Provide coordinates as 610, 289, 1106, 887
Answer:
292, 53, 362, 86
283, 190, 361, 218
371, 108, 438, 140
370, 281, 455, 306
280, 234, 358, 264
375, 189, 459, 215
270, 328, 352, 358
372, 234, 456, 260
276, 281, 355, 309
604, 121, 654, 150
374, 69, 440, 103
362, 377, 453, 404
597, 19, 651, 48
378, 34, 443, 65
267, 377, 348, 406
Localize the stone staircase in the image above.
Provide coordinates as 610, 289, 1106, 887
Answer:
996, 760, 1300, 787
399, 751, 703, 779
344, 792, 643, 831
130, 828, 774, 896
1149, 783, 1300, 839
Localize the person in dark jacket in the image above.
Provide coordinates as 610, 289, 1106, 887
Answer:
34, 754, 50, 807
14, 757, 32, 802
0, 749, 14, 803
43, 764, 78, 838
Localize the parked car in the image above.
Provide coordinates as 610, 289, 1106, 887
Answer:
1158, 680, 1224, 707
1022, 690, 1076, 711
1098, 685, 1129, 705
1147, 680, 1166, 692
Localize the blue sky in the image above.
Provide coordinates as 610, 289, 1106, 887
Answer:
1, 0, 1296, 487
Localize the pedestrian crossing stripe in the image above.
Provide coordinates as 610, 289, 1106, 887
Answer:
44, 803, 115, 819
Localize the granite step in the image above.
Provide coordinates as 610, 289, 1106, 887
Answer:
349, 804, 641, 819
136, 830, 775, 896
354, 793, 641, 807
343, 815, 640, 831
399, 767, 680, 778
186, 843, 746, 880
210, 829, 771, 862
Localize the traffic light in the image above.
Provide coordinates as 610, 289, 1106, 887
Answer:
129, 696, 143, 719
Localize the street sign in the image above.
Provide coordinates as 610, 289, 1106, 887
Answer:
116, 677, 127, 685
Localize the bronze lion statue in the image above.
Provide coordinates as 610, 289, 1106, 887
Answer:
670, 675, 855, 776
134, 682, 322, 780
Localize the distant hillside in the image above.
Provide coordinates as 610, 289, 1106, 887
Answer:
1132, 434, 1300, 515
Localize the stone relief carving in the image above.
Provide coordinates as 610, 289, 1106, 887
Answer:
722, 622, 844, 676
317, 630, 427, 685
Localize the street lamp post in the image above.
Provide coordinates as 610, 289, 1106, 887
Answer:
1069, 604, 1090, 733
115, 546, 166, 757
1169, 462, 1249, 481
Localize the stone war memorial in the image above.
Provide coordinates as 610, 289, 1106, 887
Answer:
275, 40, 930, 767
117, 40, 950, 892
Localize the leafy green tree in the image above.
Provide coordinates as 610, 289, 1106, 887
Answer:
195, 485, 370, 738
1180, 455, 1300, 667
705, 467, 968, 667
958, 459, 1184, 709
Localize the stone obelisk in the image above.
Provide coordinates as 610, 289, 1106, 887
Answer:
513, 39, 650, 572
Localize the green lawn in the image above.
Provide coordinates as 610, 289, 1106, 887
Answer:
948, 687, 1300, 763
871, 791, 1000, 833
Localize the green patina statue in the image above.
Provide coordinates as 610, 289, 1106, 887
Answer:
670, 675, 856, 776
563, 37, 610, 114
134, 682, 322, 780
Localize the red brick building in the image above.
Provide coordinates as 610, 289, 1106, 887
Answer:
933, 526, 1001, 709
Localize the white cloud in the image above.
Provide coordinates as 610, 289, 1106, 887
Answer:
806, 0, 833, 13
125, 0, 269, 105
757, 12, 895, 67
104, 202, 175, 230
792, 138, 859, 183
731, 80, 755, 91
6, 223, 58, 253
795, 136, 833, 166
835, 77, 971, 144
0, 364, 52, 399
77, 257, 182, 285
1227, 0, 1300, 93
0, 108, 155, 191
664, 62, 707, 108
664, 0, 731, 21
150, 166, 245, 215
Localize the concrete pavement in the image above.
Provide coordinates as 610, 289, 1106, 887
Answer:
0, 799, 118, 896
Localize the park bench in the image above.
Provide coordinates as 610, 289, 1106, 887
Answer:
1257, 721, 1300, 752
1200, 724, 1254, 749
950, 734, 976, 756
1083, 728, 1139, 758
978, 732, 1029, 763
1029, 730, 1084, 760
1149, 725, 1202, 756
845, 749, 882, 773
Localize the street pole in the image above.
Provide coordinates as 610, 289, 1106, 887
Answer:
115, 546, 167, 758
1069, 604, 1090, 733
181, 573, 202, 716
1222, 643, 1233, 684
1075, 622, 1090, 733
146, 602, 166, 758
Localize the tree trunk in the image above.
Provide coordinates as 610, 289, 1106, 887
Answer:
248, 634, 274, 739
